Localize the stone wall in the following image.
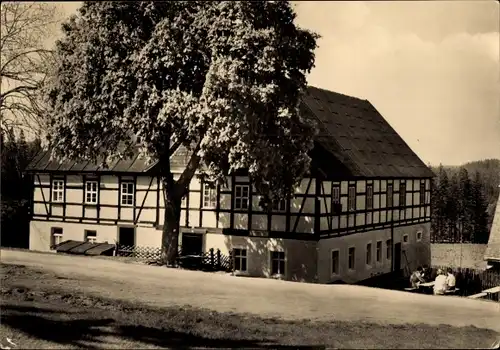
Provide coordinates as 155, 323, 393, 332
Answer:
431, 244, 487, 269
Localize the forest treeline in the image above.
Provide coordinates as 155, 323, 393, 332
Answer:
1, 130, 41, 247
430, 159, 499, 244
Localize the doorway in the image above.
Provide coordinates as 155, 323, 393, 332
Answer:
181, 232, 203, 255
394, 242, 402, 273
118, 227, 135, 246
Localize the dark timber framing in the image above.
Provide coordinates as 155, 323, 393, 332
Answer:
30, 172, 432, 242
229, 174, 236, 230
134, 176, 154, 224
292, 177, 313, 233
216, 183, 221, 229
199, 178, 204, 227
97, 175, 101, 221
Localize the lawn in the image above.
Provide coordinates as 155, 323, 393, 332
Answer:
1, 263, 498, 349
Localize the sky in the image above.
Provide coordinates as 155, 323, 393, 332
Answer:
54, 1, 500, 166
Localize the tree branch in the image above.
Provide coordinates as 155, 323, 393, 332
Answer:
176, 141, 202, 192
1, 48, 51, 73
168, 138, 182, 155
0, 85, 37, 101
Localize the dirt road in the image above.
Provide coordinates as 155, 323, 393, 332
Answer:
2, 249, 499, 332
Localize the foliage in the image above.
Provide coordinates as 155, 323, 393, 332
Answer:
430, 160, 497, 243
0, 2, 60, 137
1, 129, 41, 248
44, 1, 319, 264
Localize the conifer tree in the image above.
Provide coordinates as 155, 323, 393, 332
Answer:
470, 171, 489, 243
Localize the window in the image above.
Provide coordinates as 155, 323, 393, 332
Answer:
272, 198, 286, 212
233, 248, 247, 272
271, 251, 285, 275
121, 182, 134, 206
50, 227, 63, 248
348, 186, 356, 211
366, 184, 374, 210
386, 239, 392, 260
366, 243, 372, 266
420, 182, 425, 205
331, 250, 340, 275
387, 184, 393, 207
417, 231, 423, 241
52, 179, 64, 203
332, 186, 341, 213
348, 247, 355, 270
181, 194, 187, 207
234, 185, 249, 210
399, 182, 406, 207
403, 234, 409, 244
85, 181, 98, 204
85, 230, 97, 244
203, 183, 217, 208
376, 241, 382, 262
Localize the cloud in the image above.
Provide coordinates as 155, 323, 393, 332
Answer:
294, 1, 500, 166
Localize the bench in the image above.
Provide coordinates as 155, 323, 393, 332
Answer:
404, 287, 418, 292
482, 286, 500, 294
468, 292, 488, 299
444, 288, 460, 295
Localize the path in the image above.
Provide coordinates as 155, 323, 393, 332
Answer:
1, 249, 499, 331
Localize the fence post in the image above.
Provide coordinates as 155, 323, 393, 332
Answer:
210, 248, 215, 266
217, 249, 221, 268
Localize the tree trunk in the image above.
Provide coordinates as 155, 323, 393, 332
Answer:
160, 184, 182, 266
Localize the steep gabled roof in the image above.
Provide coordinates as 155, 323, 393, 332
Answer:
27, 86, 434, 178
303, 86, 434, 178
26, 148, 155, 173
485, 189, 500, 262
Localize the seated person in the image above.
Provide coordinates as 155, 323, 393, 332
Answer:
421, 265, 430, 282
445, 267, 456, 291
433, 269, 448, 295
409, 266, 425, 288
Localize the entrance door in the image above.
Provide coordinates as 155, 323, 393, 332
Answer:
394, 242, 402, 273
118, 227, 135, 246
181, 233, 203, 255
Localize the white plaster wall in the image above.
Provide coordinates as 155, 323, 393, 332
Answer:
317, 222, 431, 284
29, 220, 119, 252
206, 233, 318, 282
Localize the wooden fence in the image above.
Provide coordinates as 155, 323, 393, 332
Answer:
115, 245, 162, 262
115, 245, 233, 272
432, 265, 500, 300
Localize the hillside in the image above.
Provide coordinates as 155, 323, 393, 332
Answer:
430, 159, 500, 242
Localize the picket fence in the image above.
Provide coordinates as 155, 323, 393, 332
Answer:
115, 245, 233, 272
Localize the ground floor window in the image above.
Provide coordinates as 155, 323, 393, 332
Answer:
366, 243, 372, 266
85, 230, 97, 244
233, 248, 247, 272
50, 227, 63, 248
331, 250, 340, 275
271, 251, 285, 275
386, 239, 392, 260
348, 247, 355, 270
376, 241, 382, 262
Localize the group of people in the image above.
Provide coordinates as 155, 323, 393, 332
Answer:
433, 268, 456, 295
409, 265, 456, 295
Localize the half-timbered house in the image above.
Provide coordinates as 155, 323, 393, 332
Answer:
26, 86, 434, 284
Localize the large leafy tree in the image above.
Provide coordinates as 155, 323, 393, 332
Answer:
1, 2, 60, 137
44, 1, 318, 264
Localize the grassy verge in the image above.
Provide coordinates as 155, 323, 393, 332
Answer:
1, 263, 498, 349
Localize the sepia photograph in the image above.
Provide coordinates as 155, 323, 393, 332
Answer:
1, 1, 499, 349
